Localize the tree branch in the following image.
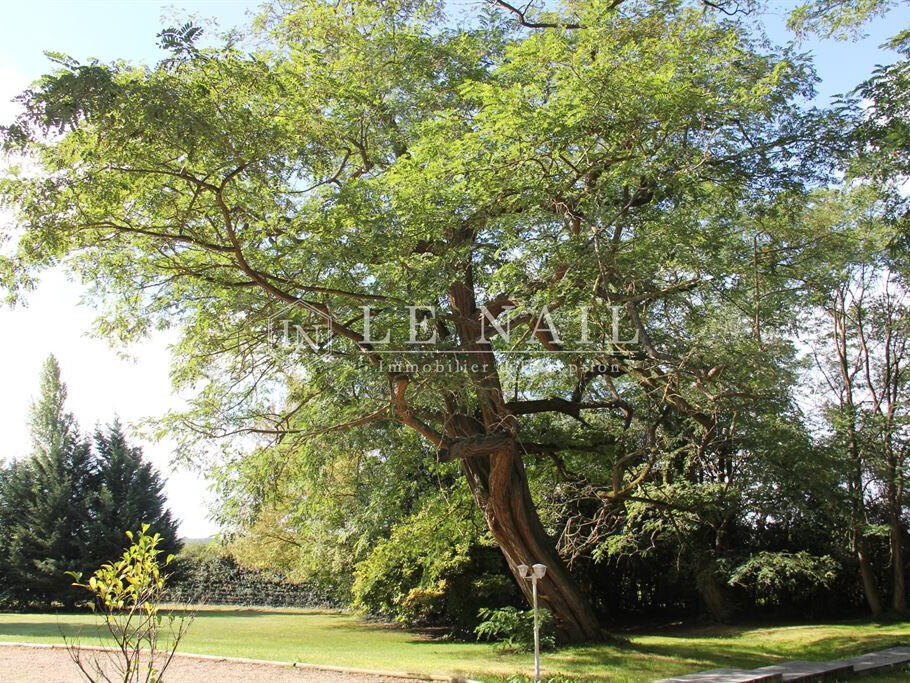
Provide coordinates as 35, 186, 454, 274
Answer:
490, 0, 585, 29
437, 432, 514, 462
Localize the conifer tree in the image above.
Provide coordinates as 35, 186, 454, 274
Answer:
92, 419, 181, 562
0, 461, 29, 602
6, 356, 96, 605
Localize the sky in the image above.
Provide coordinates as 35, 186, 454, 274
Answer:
0, 0, 259, 539
0, 0, 905, 539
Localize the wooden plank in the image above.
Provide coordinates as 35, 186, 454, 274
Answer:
653, 644, 910, 683
654, 668, 782, 683
752, 660, 854, 682
835, 646, 910, 676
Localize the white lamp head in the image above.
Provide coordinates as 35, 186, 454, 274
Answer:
531, 563, 548, 579
517, 564, 530, 578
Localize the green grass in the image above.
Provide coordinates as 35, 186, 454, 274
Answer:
0, 608, 908, 681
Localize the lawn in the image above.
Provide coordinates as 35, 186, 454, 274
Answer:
1, 608, 909, 682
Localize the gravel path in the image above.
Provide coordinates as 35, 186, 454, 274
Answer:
0, 645, 426, 682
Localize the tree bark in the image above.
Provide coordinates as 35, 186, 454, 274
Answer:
442, 275, 603, 643
695, 563, 735, 623
885, 449, 906, 613
849, 457, 883, 616
857, 541, 884, 617
890, 506, 906, 614
851, 458, 883, 616
460, 444, 604, 642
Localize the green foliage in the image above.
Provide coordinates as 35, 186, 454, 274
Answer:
168, 552, 340, 608
729, 552, 840, 608
221, 423, 438, 597
475, 607, 556, 653
0, 461, 28, 603
788, 0, 898, 40
0, 0, 908, 632
71, 526, 173, 613
92, 420, 181, 565
157, 23, 203, 57
351, 491, 517, 633
4, 356, 98, 606
851, 43, 910, 249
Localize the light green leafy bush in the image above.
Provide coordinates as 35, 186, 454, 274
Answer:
474, 606, 556, 653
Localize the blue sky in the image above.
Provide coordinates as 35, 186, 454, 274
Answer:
0, 1, 904, 100
1, 1, 254, 73
0, 0, 905, 538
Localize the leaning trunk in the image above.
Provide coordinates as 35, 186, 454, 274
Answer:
444, 277, 602, 643
460, 444, 603, 643
856, 539, 884, 617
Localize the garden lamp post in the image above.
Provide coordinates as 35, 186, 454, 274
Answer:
517, 562, 547, 683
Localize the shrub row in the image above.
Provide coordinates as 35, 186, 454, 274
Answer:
167, 554, 341, 609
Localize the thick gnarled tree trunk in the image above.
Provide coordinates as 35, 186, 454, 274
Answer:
440, 276, 603, 643
461, 445, 603, 642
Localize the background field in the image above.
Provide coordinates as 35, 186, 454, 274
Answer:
1, 609, 909, 681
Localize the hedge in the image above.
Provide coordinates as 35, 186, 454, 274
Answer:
167, 554, 341, 609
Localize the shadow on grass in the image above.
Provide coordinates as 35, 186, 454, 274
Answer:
0, 619, 109, 642
0, 608, 301, 642
600, 631, 910, 678
465, 624, 910, 680
316, 615, 450, 639
164, 607, 335, 618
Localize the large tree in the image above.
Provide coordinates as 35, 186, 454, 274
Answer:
5, 356, 97, 605
798, 186, 910, 615
1, 0, 831, 639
